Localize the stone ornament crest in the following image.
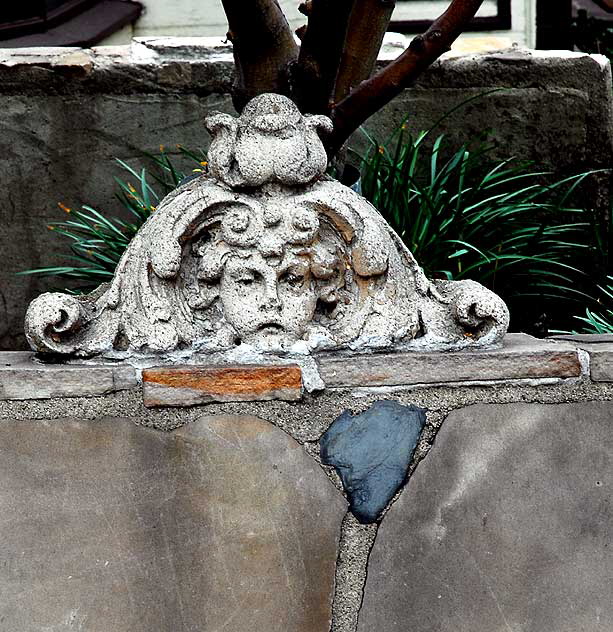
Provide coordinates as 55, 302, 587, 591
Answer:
25, 94, 509, 358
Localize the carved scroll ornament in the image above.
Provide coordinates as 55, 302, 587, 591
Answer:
25, 94, 509, 358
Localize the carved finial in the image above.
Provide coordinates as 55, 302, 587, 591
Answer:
204, 93, 333, 188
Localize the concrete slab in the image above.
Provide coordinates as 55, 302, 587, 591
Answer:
0, 415, 346, 631
358, 401, 613, 632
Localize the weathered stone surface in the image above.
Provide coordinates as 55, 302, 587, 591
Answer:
320, 400, 426, 523
317, 333, 582, 387
551, 333, 613, 343
0, 415, 346, 631
143, 363, 303, 406
0, 351, 137, 400
3, 47, 609, 351
358, 401, 613, 632
0, 91, 235, 352
551, 335, 613, 382
588, 345, 613, 381
365, 51, 613, 171
24, 93, 508, 359
133, 36, 233, 59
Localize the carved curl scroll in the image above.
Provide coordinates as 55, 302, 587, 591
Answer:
25, 94, 509, 358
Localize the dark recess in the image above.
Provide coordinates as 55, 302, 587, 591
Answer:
0, 0, 142, 48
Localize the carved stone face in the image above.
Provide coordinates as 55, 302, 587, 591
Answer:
219, 250, 318, 347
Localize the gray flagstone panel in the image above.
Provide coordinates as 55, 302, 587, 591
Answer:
0, 415, 346, 631
358, 401, 613, 632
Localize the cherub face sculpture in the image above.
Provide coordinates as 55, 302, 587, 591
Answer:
220, 251, 317, 346
24, 93, 509, 358
192, 201, 344, 351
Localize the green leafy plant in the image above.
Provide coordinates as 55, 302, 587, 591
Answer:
358, 124, 599, 333
568, 278, 613, 334
19, 146, 207, 293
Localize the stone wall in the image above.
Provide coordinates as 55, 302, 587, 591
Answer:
0, 41, 611, 350
2, 333, 613, 631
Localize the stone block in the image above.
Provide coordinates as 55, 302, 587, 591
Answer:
550, 334, 613, 382
0, 351, 137, 400
320, 400, 426, 523
588, 346, 613, 381
0, 415, 346, 631
358, 401, 613, 632
316, 333, 581, 388
142, 364, 303, 406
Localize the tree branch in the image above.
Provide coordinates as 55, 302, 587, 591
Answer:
328, 0, 484, 155
292, 0, 355, 114
222, 0, 299, 112
333, 0, 396, 104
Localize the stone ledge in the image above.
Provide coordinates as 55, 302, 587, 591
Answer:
550, 334, 613, 382
142, 364, 303, 407
316, 333, 583, 388
0, 43, 605, 99
0, 334, 594, 401
0, 352, 138, 400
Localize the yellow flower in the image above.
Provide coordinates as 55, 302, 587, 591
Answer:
57, 202, 71, 213
149, 206, 156, 212
200, 161, 208, 167
159, 144, 165, 153
378, 146, 385, 155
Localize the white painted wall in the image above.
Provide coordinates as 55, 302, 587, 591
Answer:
103, 0, 536, 50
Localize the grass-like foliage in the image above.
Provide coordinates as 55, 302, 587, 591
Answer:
21, 125, 602, 333
570, 278, 613, 334
19, 146, 207, 293
358, 124, 597, 332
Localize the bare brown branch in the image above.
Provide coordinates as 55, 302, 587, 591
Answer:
221, 0, 299, 112
328, 0, 484, 155
333, 0, 396, 104
292, 0, 355, 115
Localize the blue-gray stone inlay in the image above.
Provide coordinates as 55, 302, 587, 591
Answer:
320, 400, 427, 523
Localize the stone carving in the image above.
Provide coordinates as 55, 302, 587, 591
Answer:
25, 94, 509, 358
